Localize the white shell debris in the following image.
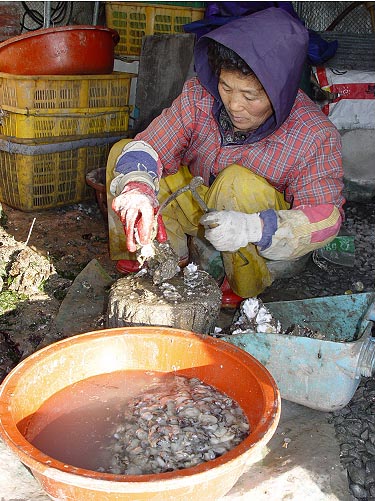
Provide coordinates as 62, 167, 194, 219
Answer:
282, 437, 292, 449
134, 268, 148, 278
231, 297, 281, 334
228, 298, 324, 339
137, 243, 156, 267
183, 263, 202, 288
159, 282, 183, 302
185, 263, 198, 274
140, 243, 155, 259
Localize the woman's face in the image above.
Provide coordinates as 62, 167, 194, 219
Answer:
218, 69, 273, 133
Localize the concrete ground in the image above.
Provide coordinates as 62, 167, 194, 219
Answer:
225, 400, 351, 501
0, 399, 352, 500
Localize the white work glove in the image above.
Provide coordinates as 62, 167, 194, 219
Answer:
200, 211, 263, 252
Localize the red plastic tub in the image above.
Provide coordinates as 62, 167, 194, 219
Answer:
0, 25, 119, 75
0, 327, 280, 500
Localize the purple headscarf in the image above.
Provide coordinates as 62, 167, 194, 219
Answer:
194, 8, 309, 143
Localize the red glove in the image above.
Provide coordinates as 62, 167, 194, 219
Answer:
155, 212, 168, 243
112, 181, 158, 253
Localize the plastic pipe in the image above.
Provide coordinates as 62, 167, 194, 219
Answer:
0, 135, 125, 155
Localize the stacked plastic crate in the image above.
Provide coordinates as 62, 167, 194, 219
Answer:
0, 71, 135, 211
105, 2, 205, 58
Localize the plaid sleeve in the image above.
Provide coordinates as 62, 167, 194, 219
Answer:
286, 125, 345, 216
113, 79, 203, 186
135, 78, 207, 175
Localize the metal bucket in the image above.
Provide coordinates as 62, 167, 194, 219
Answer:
223, 293, 375, 412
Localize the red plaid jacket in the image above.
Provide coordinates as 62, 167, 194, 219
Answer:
137, 77, 344, 212
133, 77, 344, 260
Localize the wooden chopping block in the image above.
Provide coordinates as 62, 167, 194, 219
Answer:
107, 271, 222, 334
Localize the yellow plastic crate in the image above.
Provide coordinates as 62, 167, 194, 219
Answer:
0, 72, 135, 109
0, 140, 116, 211
0, 106, 131, 141
105, 2, 205, 56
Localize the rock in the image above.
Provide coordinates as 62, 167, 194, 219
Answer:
366, 442, 375, 456
348, 463, 366, 486
8, 247, 55, 295
52, 259, 114, 338
369, 483, 375, 497
349, 482, 368, 499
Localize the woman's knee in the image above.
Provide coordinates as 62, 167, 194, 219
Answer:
216, 164, 272, 191
208, 164, 279, 212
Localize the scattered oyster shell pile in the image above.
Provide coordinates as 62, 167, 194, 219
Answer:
229, 297, 325, 339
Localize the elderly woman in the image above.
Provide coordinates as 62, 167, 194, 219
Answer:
107, 7, 344, 306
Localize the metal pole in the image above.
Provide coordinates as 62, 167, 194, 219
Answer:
43, 1, 51, 28
93, 1, 100, 25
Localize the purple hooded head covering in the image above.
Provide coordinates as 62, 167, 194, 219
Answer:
194, 7, 309, 143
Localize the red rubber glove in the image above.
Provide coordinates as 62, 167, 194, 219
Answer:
112, 181, 158, 253
155, 212, 168, 243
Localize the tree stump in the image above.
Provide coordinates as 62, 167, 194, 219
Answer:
107, 270, 222, 334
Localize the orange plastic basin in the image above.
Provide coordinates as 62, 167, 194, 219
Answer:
0, 327, 280, 500
0, 25, 119, 75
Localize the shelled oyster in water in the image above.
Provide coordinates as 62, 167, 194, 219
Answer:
101, 374, 250, 475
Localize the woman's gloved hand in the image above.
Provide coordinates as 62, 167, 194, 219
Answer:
200, 210, 263, 252
112, 181, 158, 253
